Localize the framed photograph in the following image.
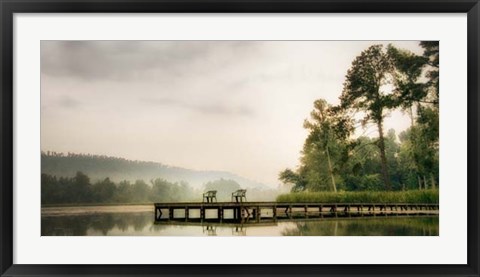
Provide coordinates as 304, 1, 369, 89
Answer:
1, 0, 479, 276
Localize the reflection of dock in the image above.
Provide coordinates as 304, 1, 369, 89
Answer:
154, 202, 439, 223
154, 219, 278, 227
154, 217, 279, 236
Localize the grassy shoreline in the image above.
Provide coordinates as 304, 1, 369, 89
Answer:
276, 190, 439, 204
42, 190, 439, 207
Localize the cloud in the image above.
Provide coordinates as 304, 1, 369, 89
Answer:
41, 41, 264, 82
194, 103, 254, 117
142, 97, 254, 117
58, 96, 82, 108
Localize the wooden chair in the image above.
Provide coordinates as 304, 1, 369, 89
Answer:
202, 190, 217, 203
231, 189, 247, 203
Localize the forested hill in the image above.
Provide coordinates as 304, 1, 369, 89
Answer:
41, 151, 270, 190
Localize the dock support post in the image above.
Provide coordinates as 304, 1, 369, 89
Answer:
185, 207, 189, 220
169, 208, 174, 220
200, 207, 205, 220
233, 208, 237, 220
256, 206, 260, 222
218, 207, 223, 222
160, 208, 164, 220
272, 205, 277, 220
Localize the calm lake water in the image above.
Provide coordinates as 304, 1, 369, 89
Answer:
41, 205, 439, 236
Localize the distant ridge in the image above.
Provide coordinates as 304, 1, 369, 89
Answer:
41, 151, 271, 190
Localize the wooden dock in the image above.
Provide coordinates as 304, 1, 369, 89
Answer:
154, 202, 439, 222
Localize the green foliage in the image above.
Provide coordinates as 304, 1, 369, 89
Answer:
340, 44, 398, 190
397, 106, 439, 190
278, 168, 307, 192
92, 178, 116, 203
278, 99, 352, 192
344, 174, 384, 191
131, 180, 150, 203
150, 178, 195, 202
301, 99, 351, 192
340, 45, 396, 119
279, 42, 439, 194
276, 190, 439, 204
387, 44, 428, 109
420, 41, 439, 104
42, 172, 279, 205
41, 171, 197, 205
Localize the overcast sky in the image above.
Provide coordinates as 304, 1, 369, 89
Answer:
41, 41, 423, 187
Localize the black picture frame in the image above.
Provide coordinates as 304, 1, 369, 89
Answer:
1, 1, 479, 276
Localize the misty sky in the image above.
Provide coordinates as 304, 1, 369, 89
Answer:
41, 41, 423, 187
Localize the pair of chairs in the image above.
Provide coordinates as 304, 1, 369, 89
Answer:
202, 189, 247, 203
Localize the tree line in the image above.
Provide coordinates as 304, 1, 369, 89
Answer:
41, 171, 197, 204
279, 42, 439, 192
41, 151, 269, 190
41, 172, 278, 205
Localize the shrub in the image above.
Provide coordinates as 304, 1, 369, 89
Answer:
276, 189, 439, 204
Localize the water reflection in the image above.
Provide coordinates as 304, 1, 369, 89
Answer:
42, 212, 166, 236
281, 217, 439, 236
202, 225, 217, 236
42, 209, 438, 236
